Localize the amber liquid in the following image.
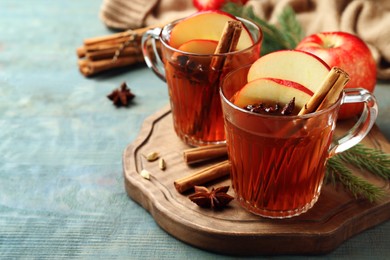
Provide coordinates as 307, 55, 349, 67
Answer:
224, 112, 334, 218
165, 60, 226, 146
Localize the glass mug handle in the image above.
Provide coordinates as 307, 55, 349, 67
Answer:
141, 27, 166, 82
329, 88, 378, 156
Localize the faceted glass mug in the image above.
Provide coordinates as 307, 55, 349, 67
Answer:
142, 17, 262, 146
220, 65, 378, 219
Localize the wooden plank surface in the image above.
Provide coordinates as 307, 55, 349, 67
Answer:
122, 105, 390, 255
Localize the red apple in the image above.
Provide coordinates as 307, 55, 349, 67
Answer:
234, 77, 313, 113
247, 50, 330, 93
193, 0, 225, 11
169, 11, 253, 51
193, 0, 249, 11
296, 31, 377, 119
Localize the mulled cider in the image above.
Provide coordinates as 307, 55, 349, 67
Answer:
142, 11, 262, 146
220, 56, 377, 218
223, 100, 334, 218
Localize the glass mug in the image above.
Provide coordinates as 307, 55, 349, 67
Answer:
220, 65, 378, 219
142, 17, 262, 146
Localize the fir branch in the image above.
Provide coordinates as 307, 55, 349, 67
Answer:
221, 1, 244, 16
223, 3, 304, 55
337, 144, 390, 180
277, 5, 304, 49
326, 157, 386, 203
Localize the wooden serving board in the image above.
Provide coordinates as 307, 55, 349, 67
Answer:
122, 105, 390, 256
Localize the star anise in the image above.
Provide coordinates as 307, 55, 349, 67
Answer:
280, 97, 296, 115
243, 97, 296, 116
173, 55, 208, 83
107, 82, 135, 107
189, 185, 234, 209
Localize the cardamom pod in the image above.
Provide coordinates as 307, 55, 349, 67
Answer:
145, 152, 159, 162
159, 158, 166, 171
140, 169, 151, 180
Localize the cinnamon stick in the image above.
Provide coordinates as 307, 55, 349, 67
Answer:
78, 55, 144, 77
174, 160, 231, 193
76, 46, 87, 58
276, 67, 349, 138
83, 24, 165, 46
210, 20, 242, 71
86, 45, 140, 61
84, 31, 133, 46
299, 67, 350, 115
76, 23, 165, 76
183, 143, 228, 165
77, 39, 136, 58
79, 42, 130, 54
316, 67, 349, 111
192, 21, 243, 134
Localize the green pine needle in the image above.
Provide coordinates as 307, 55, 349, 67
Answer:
337, 144, 390, 180
223, 3, 304, 55
277, 5, 304, 49
326, 157, 386, 203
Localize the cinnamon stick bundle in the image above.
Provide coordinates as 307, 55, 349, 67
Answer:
76, 23, 165, 77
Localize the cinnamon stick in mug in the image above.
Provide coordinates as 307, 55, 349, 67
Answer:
299, 67, 349, 115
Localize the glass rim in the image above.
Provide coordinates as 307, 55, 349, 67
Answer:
158, 16, 263, 57
220, 65, 344, 120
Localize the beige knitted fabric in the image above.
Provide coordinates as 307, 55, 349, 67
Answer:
99, 0, 390, 79
100, 0, 196, 30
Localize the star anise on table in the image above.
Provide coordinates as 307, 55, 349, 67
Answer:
107, 82, 135, 107
189, 186, 234, 209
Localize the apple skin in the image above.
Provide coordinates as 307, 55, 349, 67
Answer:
296, 31, 377, 119
169, 10, 253, 51
193, 0, 249, 11
234, 77, 313, 113
247, 50, 330, 93
193, 0, 225, 11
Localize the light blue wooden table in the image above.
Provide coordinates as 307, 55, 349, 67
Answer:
1, 1, 389, 258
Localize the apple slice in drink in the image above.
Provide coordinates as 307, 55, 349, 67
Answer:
169, 11, 254, 51
234, 78, 314, 114
173, 39, 219, 68
178, 39, 218, 54
247, 50, 330, 93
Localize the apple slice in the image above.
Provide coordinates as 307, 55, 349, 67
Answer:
178, 39, 218, 54
169, 11, 253, 51
234, 77, 314, 113
247, 50, 330, 93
